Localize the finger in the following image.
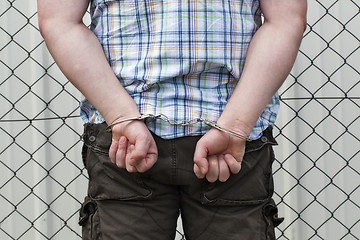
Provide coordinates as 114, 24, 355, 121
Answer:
126, 164, 137, 172
115, 136, 127, 168
135, 136, 158, 172
194, 164, 205, 179
109, 139, 119, 164
224, 154, 242, 174
135, 161, 148, 173
218, 155, 230, 182
193, 142, 209, 177
135, 158, 152, 173
206, 155, 219, 183
126, 144, 138, 172
129, 137, 149, 166
133, 137, 151, 161
135, 151, 158, 173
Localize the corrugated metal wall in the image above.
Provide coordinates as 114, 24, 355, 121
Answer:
0, 1, 359, 239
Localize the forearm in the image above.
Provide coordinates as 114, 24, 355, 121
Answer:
40, 18, 139, 124
219, 6, 307, 136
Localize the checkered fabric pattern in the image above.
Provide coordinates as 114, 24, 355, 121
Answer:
80, 0, 279, 140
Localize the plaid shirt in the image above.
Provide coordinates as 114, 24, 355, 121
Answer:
80, 0, 280, 140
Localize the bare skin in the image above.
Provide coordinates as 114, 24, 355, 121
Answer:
37, 0, 307, 182
37, 0, 157, 172
193, 0, 308, 182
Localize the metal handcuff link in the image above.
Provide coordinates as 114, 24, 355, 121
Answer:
105, 113, 252, 142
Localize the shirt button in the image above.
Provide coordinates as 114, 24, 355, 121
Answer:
261, 136, 268, 143
89, 136, 96, 142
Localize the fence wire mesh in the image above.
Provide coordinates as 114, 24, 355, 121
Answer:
0, 0, 359, 239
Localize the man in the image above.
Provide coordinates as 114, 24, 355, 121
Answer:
38, 0, 307, 239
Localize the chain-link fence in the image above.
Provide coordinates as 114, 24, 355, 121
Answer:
1, 0, 359, 239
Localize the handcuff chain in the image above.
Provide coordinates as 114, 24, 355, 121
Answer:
106, 113, 252, 141
156, 113, 203, 126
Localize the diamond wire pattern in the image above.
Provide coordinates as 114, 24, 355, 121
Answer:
273, 1, 360, 239
0, 0, 359, 239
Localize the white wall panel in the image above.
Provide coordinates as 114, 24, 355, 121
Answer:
274, 1, 360, 239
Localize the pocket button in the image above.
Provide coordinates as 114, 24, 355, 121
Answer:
89, 136, 96, 142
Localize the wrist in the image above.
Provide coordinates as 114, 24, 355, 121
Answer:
106, 114, 144, 132
93, 89, 140, 125
216, 116, 253, 138
107, 111, 140, 125
101, 103, 140, 125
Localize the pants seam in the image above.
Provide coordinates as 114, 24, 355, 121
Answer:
142, 201, 175, 240
171, 139, 177, 184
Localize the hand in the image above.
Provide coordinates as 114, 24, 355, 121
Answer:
109, 120, 158, 173
193, 128, 246, 182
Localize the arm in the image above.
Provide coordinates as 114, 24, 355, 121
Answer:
37, 0, 157, 172
194, 0, 307, 182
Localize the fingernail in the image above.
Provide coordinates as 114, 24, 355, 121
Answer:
119, 136, 126, 144
129, 158, 137, 166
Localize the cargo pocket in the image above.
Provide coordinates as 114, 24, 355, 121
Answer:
82, 124, 153, 201
201, 140, 276, 206
263, 199, 284, 240
79, 197, 102, 240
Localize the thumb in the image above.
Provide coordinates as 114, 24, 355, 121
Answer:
129, 136, 149, 164
193, 142, 209, 178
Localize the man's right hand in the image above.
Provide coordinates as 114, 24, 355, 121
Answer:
109, 120, 158, 173
193, 128, 246, 183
